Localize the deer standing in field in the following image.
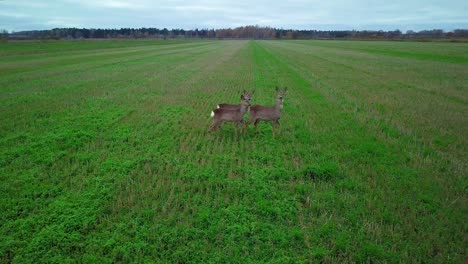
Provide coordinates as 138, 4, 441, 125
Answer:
216, 90, 253, 110
248, 86, 287, 135
209, 91, 253, 132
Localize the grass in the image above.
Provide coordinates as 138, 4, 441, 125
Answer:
0, 39, 466, 263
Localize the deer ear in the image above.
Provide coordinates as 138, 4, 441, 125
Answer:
284, 87, 288, 93
275, 86, 279, 91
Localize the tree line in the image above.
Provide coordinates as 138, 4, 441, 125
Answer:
3, 26, 468, 40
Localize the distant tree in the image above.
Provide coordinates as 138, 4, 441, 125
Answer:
392, 29, 402, 38
453, 29, 468, 37
199, 29, 208, 38
74, 30, 83, 39
94, 29, 105, 38
161, 28, 169, 39
0, 29, 8, 42
417, 29, 444, 38
82, 28, 91, 38
207, 29, 215, 38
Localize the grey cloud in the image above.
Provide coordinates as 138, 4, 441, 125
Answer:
0, 0, 466, 32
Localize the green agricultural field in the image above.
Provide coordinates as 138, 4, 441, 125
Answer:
1, 39, 466, 263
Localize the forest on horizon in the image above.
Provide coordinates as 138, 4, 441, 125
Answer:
3, 25, 468, 40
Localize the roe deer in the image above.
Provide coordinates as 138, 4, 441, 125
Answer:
209, 92, 252, 132
248, 86, 287, 135
217, 90, 253, 110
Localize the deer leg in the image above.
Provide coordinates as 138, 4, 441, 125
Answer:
276, 119, 281, 135
209, 118, 221, 132
238, 121, 246, 134
246, 118, 252, 127
242, 120, 249, 131
209, 122, 217, 132
235, 121, 241, 134
271, 121, 275, 137
254, 120, 260, 131
209, 120, 216, 131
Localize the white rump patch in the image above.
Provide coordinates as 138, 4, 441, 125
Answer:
210, 111, 214, 117
216, 105, 220, 109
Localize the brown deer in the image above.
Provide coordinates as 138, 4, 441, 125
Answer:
217, 90, 253, 110
248, 86, 287, 135
209, 91, 253, 132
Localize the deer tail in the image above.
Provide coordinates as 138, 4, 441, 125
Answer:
210, 111, 214, 117
216, 105, 220, 109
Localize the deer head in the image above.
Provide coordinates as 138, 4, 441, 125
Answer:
241, 90, 253, 107
275, 86, 287, 108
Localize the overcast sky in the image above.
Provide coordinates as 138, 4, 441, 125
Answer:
1, 0, 467, 32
